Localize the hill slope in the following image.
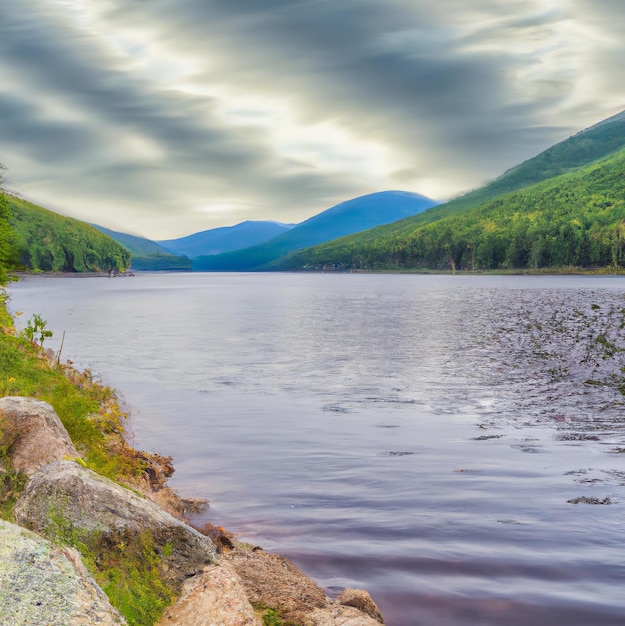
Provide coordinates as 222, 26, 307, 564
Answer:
193, 190, 437, 271
158, 220, 294, 258
279, 146, 625, 271
92, 225, 191, 271
276, 109, 625, 271
314, 109, 625, 250
6, 195, 131, 272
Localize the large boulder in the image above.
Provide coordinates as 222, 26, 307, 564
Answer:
0, 396, 79, 476
337, 589, 384, 623
160, 544, 385, 626
157, 563, 262, 626
14, 460, 217, 584
225, 544, 327, 624
308, 604, 385, 626
0, 519, 125, 625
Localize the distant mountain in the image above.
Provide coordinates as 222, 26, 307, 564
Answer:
92, 225, 191, 271
158, 220, 294, 258
6, 195, 131, 272
193, 190, 438, 271
277, 111, 625, 272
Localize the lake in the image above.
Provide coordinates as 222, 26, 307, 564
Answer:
8, 272, 625, 625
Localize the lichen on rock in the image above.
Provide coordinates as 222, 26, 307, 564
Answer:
0, 519, 125, 625
14, 460, 217, 585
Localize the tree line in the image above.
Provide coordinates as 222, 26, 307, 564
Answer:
280, 148, 625, 272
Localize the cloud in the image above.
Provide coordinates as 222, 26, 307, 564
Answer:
1, 0, 624, 238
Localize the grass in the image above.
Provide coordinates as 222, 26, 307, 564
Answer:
0, 294, 177, 624
0, 295, 145, 484
45, 501, 176, 626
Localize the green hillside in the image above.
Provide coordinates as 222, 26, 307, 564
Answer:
92, 225, 192, 272
293, 110, 625, 254
0, 194, 12, 284
278, 146, 625, 271
6, 194, 131, 272
275, 110, 625, 272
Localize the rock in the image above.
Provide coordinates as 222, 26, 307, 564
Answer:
181, 496, 210, 516
151, 485, 187, 519
157, 563, 261, 626
0, 396, 79, 476
338, 589, 384, 623
194, 521, 235, 551
225, 543, 327, 624
14, 460, 217, 585
0, 519, 125, 625
308, 604, 385, 626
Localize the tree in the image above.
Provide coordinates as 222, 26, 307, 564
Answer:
0, 164, 15, 285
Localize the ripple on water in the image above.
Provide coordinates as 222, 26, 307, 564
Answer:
8, 274, 625, 626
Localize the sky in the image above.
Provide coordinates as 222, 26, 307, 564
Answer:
1, 1, 624, 240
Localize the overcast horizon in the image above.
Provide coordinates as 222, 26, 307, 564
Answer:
2, 1, 624, 239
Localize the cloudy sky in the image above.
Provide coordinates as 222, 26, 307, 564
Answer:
1, 0, 624, 239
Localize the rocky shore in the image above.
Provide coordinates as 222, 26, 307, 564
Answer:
0, 396, 385, 626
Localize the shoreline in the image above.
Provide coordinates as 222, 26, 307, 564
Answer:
11, 263, 625, 280
0, 295, 385, 625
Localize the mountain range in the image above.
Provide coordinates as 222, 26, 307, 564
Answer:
192, 190, 437, 270
3, 109, 625, 274
158, 220, 294, 258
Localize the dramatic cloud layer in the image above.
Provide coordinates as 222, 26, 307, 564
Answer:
1, 0, 624, 238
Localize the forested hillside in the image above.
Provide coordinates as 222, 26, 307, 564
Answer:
0, 193, 12, 284
6, 195, 131, 272
278, 147, 625, 271
290, 109, 625, 257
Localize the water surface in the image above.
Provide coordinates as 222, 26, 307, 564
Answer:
9, 273, 625, 625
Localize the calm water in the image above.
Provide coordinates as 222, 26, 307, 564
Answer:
8, 273, 625, 625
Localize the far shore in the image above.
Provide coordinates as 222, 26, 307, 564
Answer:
10, 265, 625, 280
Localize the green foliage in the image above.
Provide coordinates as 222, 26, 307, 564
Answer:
0, 191, 16, 285
98, 530, 175, 626
130, 255, 192, 271
0, 466, 27, 519
0, 301, 175, 622
280, 146, 625, 272
44, 506, 175, 626
21, 313, 53, 346
251, 603, 291, 626
0, 306, 144, 484
262, 608, 287, 626
6, 194, 131, 272
0, 413, 27, 518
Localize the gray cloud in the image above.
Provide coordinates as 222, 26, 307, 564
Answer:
1, 0, 624, 238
